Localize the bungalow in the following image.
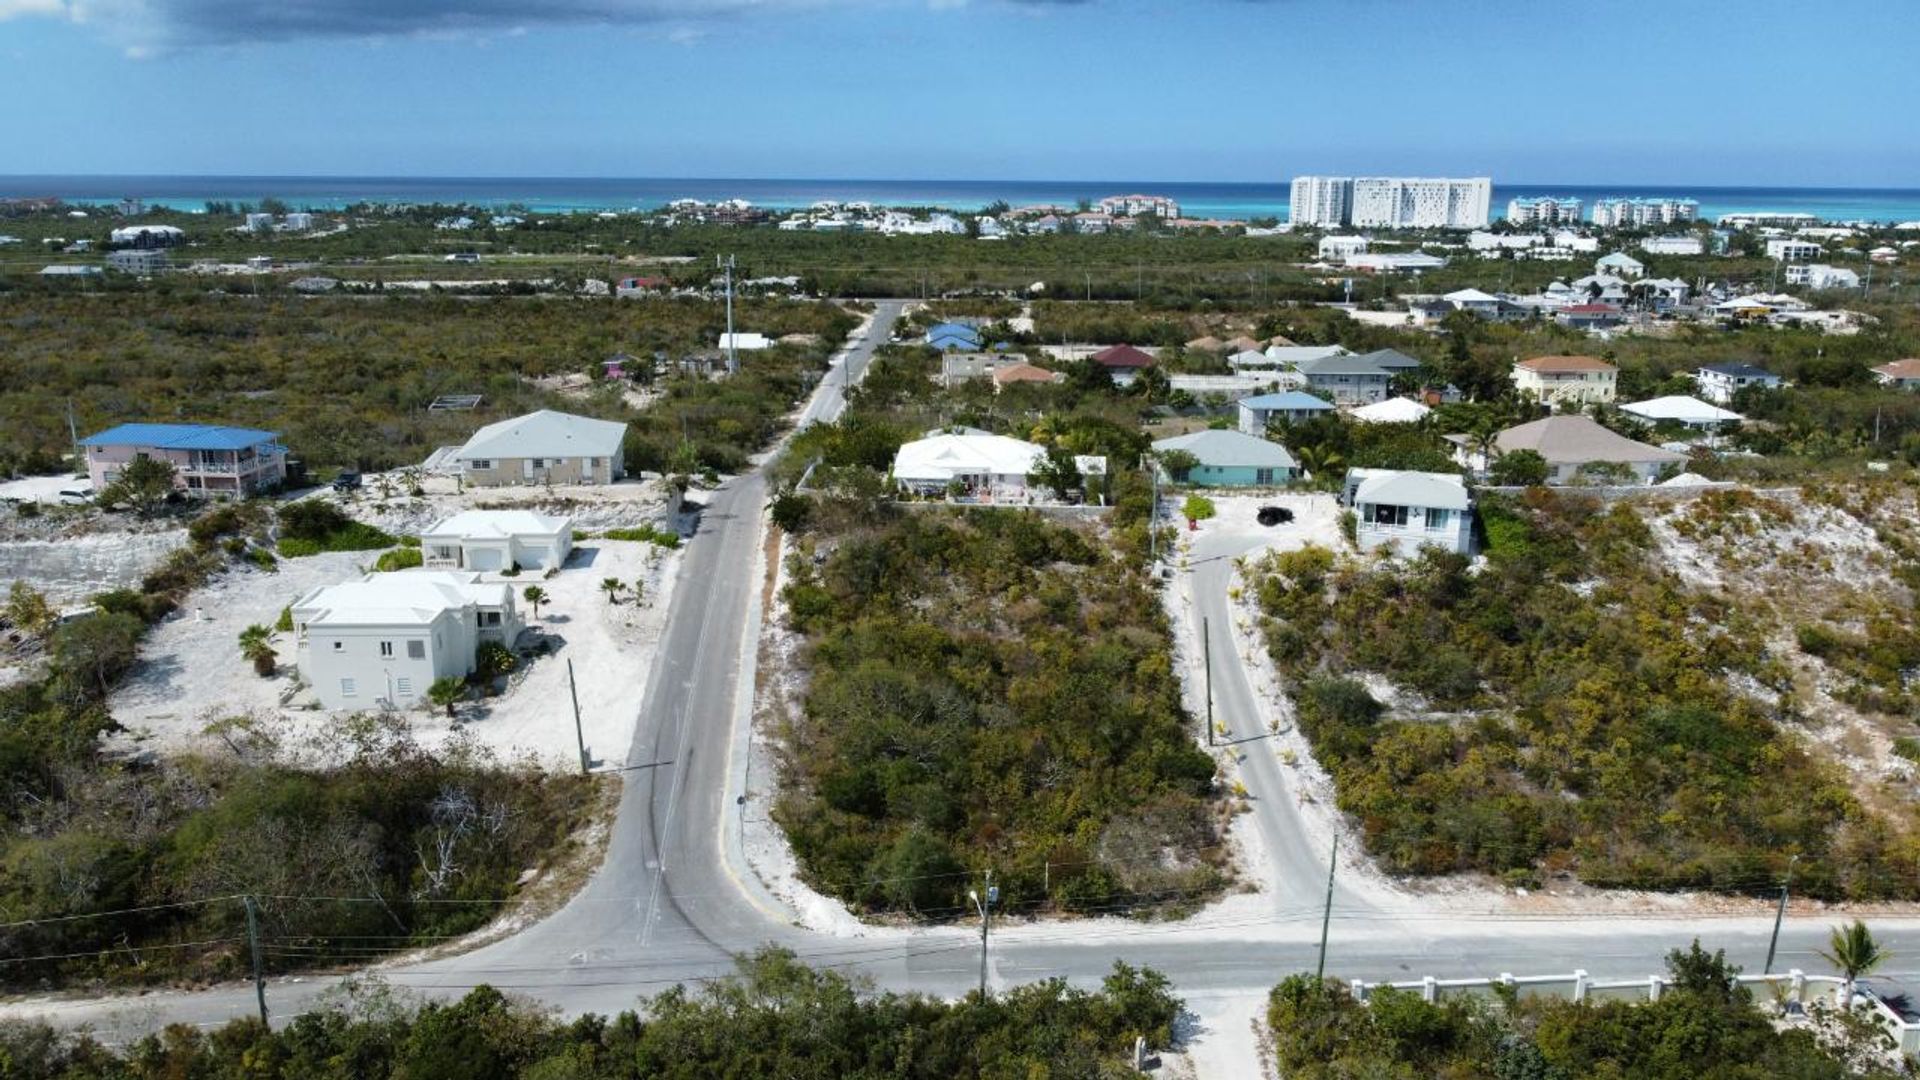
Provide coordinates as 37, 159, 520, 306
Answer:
1091, 344, 1155, 387
1343, 468, 1474, 557
1238, 391, 1336, 434
1511, 355, 1618, 405
1293, 354, 1392, 405
453, 409, 628, 488
1554, 303, 1626, 331
991, 362, 1062, 390
291, 571, 522, 711
1873, 359, 1920, 390
1695, 362, 1782, 405
1451, 415, 1686, 485
1595, 252, 1647, 279
891, 431, 1044, 499
1620, 396, 1744, 430
81, 422, 287, 498
940, 352, 1029, 385
1152, 429, 1297, 487
421, 510, 574, 572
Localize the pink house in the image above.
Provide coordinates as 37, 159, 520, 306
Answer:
81, 422, 288, 497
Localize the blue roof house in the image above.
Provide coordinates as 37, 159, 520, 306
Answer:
82, 422, 289, 497
1152, 430, 1299, 487
925, 322, 984, 351
1238, 391, 1335, 435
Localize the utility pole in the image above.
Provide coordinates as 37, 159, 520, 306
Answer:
969, 871, 998, 998
244, 895, 269, 1026
1203, 616, 1215, 746
566, 659, 589, 775
1315, 836, 1338, 980
1764, 854, 1800, 975
721, 254, 739, 376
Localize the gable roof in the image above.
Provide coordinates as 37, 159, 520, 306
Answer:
1152, 429, 1297, 470
1874, 359, 1920, 379
1443, 287, 1500, 304
1351, 397, 1432, 424
1240, 391, 1335, 412
423, 510, 573, 540
992, 362, 1059, 386
1351, 469, 1470, 511
293, 571, 512, 629
82, 422, 281, 452
892, 432, 1044, 481
1620, 396, 1744, 424
1354, 348, 1423, 370
1227, 349, 1271, 367
1296, 354, 1391, 378
1491, 415, 1686, 465
1515, 354, 1617, 373
1265, 344, 1349, 364
1092, 344, 1155, 368
455, 409, 628, 462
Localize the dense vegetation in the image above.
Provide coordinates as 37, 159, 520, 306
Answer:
775, 509, 1221, 917
0, 499, 594, 991
1253, 487, 1920, 898
0, 949, 1181, 1079
0, 291, 854, 477
1268, 942, 1901, 1079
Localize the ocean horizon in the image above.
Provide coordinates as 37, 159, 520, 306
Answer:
5, 174, 1920, 224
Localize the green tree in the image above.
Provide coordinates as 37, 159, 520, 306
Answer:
521, 585, 547, 621
1026, 445, 1084, 501
49, 611, 145, 700
99, 455, 176, 517
1154, 448, 1200, 484
770, 490, 814, 533
237, 623, 276, 677
4, 581, 56, 638
1489, 448, 1550, 486
1181, 493, 1216, 521
428, 676, 466, 720
473, 640, 515, 683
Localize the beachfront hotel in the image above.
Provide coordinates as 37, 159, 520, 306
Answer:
1290, 176, 1492, 229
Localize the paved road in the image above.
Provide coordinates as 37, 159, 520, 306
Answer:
18, 300, 1920, 1048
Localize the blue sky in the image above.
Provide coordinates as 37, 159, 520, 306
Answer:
1, 0, 1916, 184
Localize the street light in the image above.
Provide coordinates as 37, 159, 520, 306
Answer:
968, 873, 999, 999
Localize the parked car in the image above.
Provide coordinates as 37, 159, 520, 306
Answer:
332, 471, 362, 492
56, 489, 91, 505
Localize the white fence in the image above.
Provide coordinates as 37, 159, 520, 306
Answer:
1350, 969, 1920, 1055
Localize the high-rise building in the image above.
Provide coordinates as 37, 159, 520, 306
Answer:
1507, 196, 1584, 225
1590, 197, 1699, 227
1289, 176, 1352, 227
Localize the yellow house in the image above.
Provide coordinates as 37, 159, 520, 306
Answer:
1511, 355, 1618, 406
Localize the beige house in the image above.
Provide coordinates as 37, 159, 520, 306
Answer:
1511, 355, 1619, 406
1450, 415, 1685, 485
453, 409, 627, 487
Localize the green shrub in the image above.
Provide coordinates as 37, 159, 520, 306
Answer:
1181, 493, 1216, 521
1893, 737, 1920, 763
601, 524, 681, 548
375, 547, 424, 572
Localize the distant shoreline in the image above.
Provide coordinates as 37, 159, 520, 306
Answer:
5, 175, 1920, 224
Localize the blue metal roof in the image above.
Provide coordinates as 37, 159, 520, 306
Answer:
1240, 392, 1334, 411
82, 422, 282, 451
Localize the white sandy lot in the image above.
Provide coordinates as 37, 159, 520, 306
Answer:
0, 475, 91, 502
108, 539, 680, 770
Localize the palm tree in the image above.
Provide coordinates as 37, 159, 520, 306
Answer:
522, 584, 548, 620
1819, 920, 1888, 1002
600, 577, 625, 604
237, 624, 276, 677
428, 676, 466, 721
1294, 444, 1345, 488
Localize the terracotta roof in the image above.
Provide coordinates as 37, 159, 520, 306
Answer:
1876, 359, 1920, 379
1092, 344, 1155, 368
992, 362, 1059, 386
1516, 354, 1617, 373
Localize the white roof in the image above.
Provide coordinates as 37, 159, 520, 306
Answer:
1351, 469, 1470, 511
1597, 252, 1644, 266
1227, 349, 1270, 367
892, 433, 1044, 483
1443, 288, 1499, 304
456, 409, 627, 462
109, 224, 184, 244
294, 571, 510, 628
1620, 396, 1744, 424
1262, 344, 1349, 365
719, 332, 771, 350
423, 509, 572, 540
1350, 397, 1432, 424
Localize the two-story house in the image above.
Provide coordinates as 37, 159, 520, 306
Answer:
81, 422, 288, 498
1695, 362, 1782, 405
291, 571, 521, 711
1511, 355, 1619, 406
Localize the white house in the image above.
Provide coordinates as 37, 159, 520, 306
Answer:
1695, 362, 1781, 404
1785, 264, 1861, 290
892, 431, 1045, 499
1350, 397, 1432, 424
1317, 235, 1370, 262
291, 571, 522, 710
1766, 238, 1823, 262
718, 332, 772, 351
1594, 252, 1647, 279
1343, 469, 1474, 557
1238, 391, 1336, 433
1639, 235, 1704, 256
421, 510, 574, 572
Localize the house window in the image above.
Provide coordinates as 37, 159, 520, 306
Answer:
340, 678, 357, 697
480, 611, 502, 627
1426, 508, 1450, 531
469, 459, 493, 470
1371, 504, 1409, 527
407, 640, 425, 659
379, 641, 394, 657
332, 641, 345, 651
531, 458, 546, 468
395, 677, 413, 696
1255, 468, 1275, 485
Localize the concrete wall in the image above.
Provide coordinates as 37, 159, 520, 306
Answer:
463, 455, 622, 488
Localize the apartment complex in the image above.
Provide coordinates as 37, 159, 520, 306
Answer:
1291, 175, 1491, 229
1589, 197, 1699, 228
1507, 196, 1583, 225
1097, 194, 1181, 219
1289, 176, 1351, 227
